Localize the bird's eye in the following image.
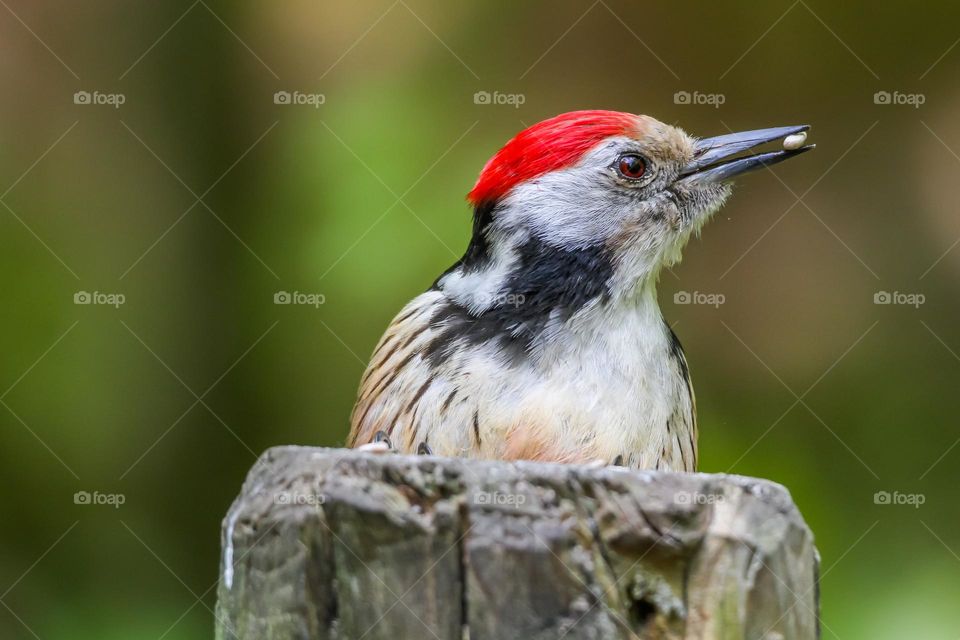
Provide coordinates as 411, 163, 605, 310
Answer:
617, 154, 647, 180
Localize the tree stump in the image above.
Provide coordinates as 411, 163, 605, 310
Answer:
215, 446, 819, 640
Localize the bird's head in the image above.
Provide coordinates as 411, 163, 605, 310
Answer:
436, 110, 812, 339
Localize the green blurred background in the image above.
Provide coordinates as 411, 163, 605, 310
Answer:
1, 1, 958, 637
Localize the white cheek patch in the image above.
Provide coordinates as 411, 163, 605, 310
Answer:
438, 228, 525, 313
496, 137, 640, 250
501, 168, 620, 249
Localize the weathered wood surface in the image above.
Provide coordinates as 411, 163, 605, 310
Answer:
215, 446, 819, 640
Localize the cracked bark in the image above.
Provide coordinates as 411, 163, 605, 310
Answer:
215, 447, 819, 640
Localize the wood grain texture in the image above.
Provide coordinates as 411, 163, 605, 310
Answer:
216, 447, 819, 640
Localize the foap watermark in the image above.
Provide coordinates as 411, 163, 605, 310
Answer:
874, 490, 925, 509
274, 291, 326, 308
874, 290, 925, 308
473, 90, 526, 109
673, 90, 725, 109
873, 90, 925, 108
274, 491, 326, 507
674, 491, 725, 506
74, 290, 125, 308
674, 290, 725, 308
74, 490, 126, 509
480, 291, 526, 308
274, 90, 326, 108
74, 90, 126, 109
474, 491, 526, 507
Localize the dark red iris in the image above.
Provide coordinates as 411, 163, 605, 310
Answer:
618, 154, 646, 179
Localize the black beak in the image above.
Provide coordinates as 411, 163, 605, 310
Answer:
678, 125, 813, 185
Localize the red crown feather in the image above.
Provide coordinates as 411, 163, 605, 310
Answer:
467, 110, 640, 205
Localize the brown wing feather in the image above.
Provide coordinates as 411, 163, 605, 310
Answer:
348, 295, 440, 449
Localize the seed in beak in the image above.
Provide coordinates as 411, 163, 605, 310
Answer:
783, 131, 808, 151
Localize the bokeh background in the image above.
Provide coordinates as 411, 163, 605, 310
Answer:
1, 1, 958, 637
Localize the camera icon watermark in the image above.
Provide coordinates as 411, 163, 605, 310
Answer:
274, 290, 326, 308
74, 90, 126, 109
873, 290, 924, 308
674, 491, 724, 506
274, 90, 326, 108
74, 290, 126, 308
673, 290, 725, 308
274, 491, 325, 507
473, 90, 526, 109
480, 291, 525, 308
873, 490, 925, 509
473, 491, 526, 507
873, 90, 925, 108
74, 490, 126, 509
673, 90, 726, 109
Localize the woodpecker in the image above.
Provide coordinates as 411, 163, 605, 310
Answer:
348, 111, 812, 471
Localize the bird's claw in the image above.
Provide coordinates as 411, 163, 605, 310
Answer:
357, 441, 390, 453
358, 431, 395, 454
586, 454, 628, 469
358, 434, 434, 456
